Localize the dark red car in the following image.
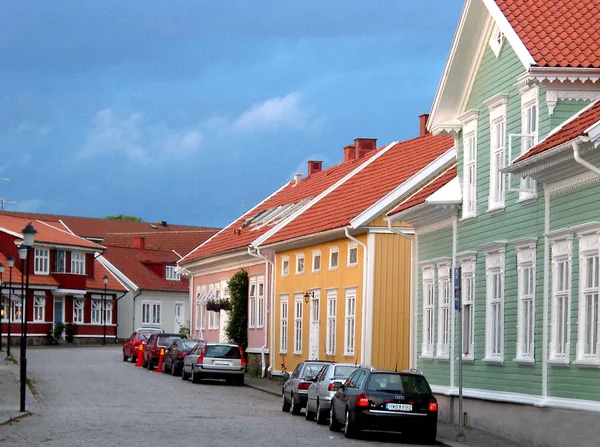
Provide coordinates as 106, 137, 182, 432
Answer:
122, 329, 162, 362
143, 333, 185, 370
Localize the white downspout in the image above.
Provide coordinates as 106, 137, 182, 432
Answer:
345, 227, 369, 364
542, 191, 550, 401
386, 220, 416, 368
450, 214, 457, 389
573, 140, 600, 175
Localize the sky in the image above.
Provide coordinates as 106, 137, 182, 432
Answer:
1, 1, 463, 228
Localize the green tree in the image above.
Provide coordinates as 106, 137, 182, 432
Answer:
105, 214, 143, 222
226, 269, 249, 352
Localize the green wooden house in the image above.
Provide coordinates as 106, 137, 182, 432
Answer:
387, 1, 600, 446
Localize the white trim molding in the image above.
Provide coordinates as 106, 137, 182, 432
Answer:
416, 217, 454, 236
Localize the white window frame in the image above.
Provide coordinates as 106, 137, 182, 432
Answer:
347, 243, 358, 267
33, 293, 46, 322
548, 230, 572, 364
10, 293, 22, 322
326, 289, 336, 355
458, 253, 476, 361
519, 86, 539, 201
481, 243, 506, 363
312, 250, 321, 273
294, 294, 303, 354
575, 224, 600, 365
71, 251, 86, 275
105, 300, 113, 325
514, 238, 537, 363
281, 256, 289, 277
165, 265, 180, 281
257, 277, 265, 328
141, 300, 162, 326
436, 261, 451, 359
91, 298, 102, 324
55, 249, 66, 273
329, 246, 339, 270
344, 288, 356, 356
34, 248, 50, 275
459, 110, 479, 219
248, 280, 257, 328
152, 302, 162, 325
73, 297, 84, 324
280, 296, 288, 354
296, 253, 305, 275
484, 94, 508, 211
489, 22, 504, 57
421, 263, 435, 358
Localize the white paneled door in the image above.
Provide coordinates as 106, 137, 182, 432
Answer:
309, 292, 320, 360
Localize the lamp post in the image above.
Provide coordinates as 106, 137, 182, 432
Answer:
0, 262, 4, 351
7, 256, 14, 357
18, 222, 37, 413
103, 275, 108, 346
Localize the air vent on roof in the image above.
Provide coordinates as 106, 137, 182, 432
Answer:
149, 224, 158, 229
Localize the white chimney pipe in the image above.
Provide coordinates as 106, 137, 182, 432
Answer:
294, 173, 302, 185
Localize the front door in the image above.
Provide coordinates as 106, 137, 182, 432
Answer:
174, 302, 184, 334
54, 297, 64, 325
309, 291, 320, 360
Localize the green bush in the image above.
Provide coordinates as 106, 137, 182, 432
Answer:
65, 323, 77, 343
225, 269, 248, 352
46, 322, 65, 345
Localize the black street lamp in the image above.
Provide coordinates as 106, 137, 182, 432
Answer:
103, 275, 108, 346
7, 256, 14, 357
18, 222, 37, 413
0, 262, 4, 351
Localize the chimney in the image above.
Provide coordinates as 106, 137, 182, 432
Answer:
133, 236, 145, 250
419, 114, 430, 137
354, 138, 378, 159
307, 160, 322, 176
294, 173, 302, 185
344, 145, 355, 162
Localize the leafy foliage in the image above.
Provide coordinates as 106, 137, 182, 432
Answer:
104, 214, 143, 222
226, 269, 248, 352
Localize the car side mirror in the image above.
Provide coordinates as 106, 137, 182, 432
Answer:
332, 381, 343, 391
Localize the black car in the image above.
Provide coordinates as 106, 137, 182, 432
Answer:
328, 368, 438, 442
162, 339, 202, 376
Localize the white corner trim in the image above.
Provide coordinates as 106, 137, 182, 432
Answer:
545, 170, 600, 197
544, 228, 573, 241
458, 108, 479, 124
571, 221, 600, 236
477, 241, 507, 253
511, 237, 538, 249
457, 251, 477, 262
483, 92, 509, 110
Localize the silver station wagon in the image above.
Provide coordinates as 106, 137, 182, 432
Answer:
182, 342, 246, 386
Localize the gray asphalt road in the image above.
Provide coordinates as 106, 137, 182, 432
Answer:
0, 347, 435, 447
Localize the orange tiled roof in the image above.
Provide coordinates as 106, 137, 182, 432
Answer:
181, 151, 381, 263
388, 165, 458, 217
102, 230, 218, 256
496, 0, 600, 68
261, 134, 454, 246
514, 100, 600, 163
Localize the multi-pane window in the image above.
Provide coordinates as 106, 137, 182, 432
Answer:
483, 246, 505, 362
257, 279, 264, 328
165, 265, 180, 281
249, 281, 257, 328
55, 250, 66, 273
141, 300, 162, 326
459, 254, 476, 360
515, 240, 536, 362
282, 256, 289, 276
520, 88, 538, 199
329, 247, 339, 270
490, 119, 505, 207
11, 295, 22, 322
312, 250, 321, 273
91, 299, 102, 324
71, 252, 85, 275
422, 265, 435, 357
580, 255, 599, 360
348, 244, 358, 266
33, 294, 45, 322
437, 264, 451, 358
550, 233, 572, 362
344, 289, 356, 355
280, 297, 288, 353
296, 253, 305, 274
73, 298, 84, 323
34, 248, 50, 274
152, 302, 161, 325
463, 132, 477, 217
326, 290, 337, 355
294, 295, 303, 353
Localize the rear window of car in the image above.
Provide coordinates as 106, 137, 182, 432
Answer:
303, 363, 327, 377
158, 336, 181, 346
205, 345, 240, 359
180, 340, 199, 349
366, 373, 431, 394
333, 365, 355, 379
137, 333, 151, 340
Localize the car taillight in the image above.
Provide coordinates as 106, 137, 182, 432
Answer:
356, 394, 369, 407
327, 383, 336, 391
428, 399, 438, 412
238, 345, 246, 367
178, 353, 187, 359
197, 345, 207, 364
298, 382, 311, 390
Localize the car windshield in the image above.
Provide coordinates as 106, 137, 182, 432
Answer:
333, 365, 355, 379
157, 336, 180, 346
366, 374, 431, 394
205, 345, 240, 359
303, 363, 326, 377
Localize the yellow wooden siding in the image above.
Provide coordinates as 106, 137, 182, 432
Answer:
274, 234, 366, 374
370, 233, 412, 370
367, 215, 413, 229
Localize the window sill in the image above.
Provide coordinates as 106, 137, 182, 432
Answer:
328, 267, 339, 272
282, 274, 289, 278
482, 357, 504, 365
486, 205, 505, 215
420, 354, 434, 361
573, 359, 600, 368
548, 357, 570, 366
312, 270, 320, 274
517, 195, 538, 205
461, 356, 475, 363
343, 353, 355, 358
279, 351, 287, 355
460, 215, 477, 223
513, 357, 535, 365
295, 272, 305, 276
434, 355, 450, 361
293, 351, 302, 355
347, 264, 358, 269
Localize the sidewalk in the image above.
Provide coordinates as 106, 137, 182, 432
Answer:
244, 375, 527, 447
0, 353, 37, 426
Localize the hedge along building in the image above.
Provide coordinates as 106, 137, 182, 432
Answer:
251, 119, 455, 376
387, 1, 600, 446
177, 145, 383, 375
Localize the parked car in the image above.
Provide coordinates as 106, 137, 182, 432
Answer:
181, 342, 246, 385
328, 368, 438, 442
305, 363, 367, 424
136, 327, 165, 333
162, 339, 202, 376
143, 333, 185, 370
122, 330, 160, 362
281, 360, 333, 415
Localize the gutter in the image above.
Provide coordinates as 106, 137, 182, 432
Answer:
132, 289, 142, 331
573, 140, 600, 175
114, 290, 128, 341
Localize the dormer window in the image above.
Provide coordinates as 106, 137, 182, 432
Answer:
71, 252, 85, 275
489, 23, 504, 57
166, 265, 180, 281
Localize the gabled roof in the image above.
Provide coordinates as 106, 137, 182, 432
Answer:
102, 246, 188, 292
102, 230, 217, 257
0, 215, 104, 251
496, 0, 600, 68
180, 149, 384, 263
257, 135, 455, 247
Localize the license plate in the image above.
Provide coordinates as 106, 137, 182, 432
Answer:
386, 403, 412, 411
214, 360, 232, 366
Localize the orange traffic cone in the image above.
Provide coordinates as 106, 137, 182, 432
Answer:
135, 344, 144, 367
155, 348, 165, 373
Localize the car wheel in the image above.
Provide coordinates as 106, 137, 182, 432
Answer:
316, 400, 327, 425
329, 405, 341, 431
305, 402, 315, 421
148, 359, 154, 371
290, 394, 301, 415
182, 366, 190, 381
281, 394, 291, 412
236, 375, 244, 386
142, 357, 148, 368
191, 367, 201, 384
122, 351, 128, 362
422, 424, 437, 445
344, 408, 357, 439
161, 360, 168, 374
171, 362, 177, 376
